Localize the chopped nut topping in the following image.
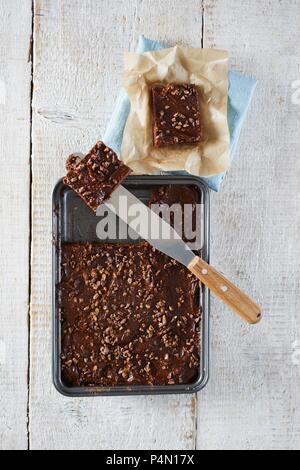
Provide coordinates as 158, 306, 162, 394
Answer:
152, 84, 202, 147
60, 186, 201, 388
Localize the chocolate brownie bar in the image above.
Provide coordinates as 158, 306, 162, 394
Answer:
60, 241, 201, 387
64, 141, 132, 212
149, 185, 200, 208
149, 185, 201, 245
152, 84, 202, 148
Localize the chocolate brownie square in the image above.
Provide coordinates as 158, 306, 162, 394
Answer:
152, 84, 202, 148
64, 141, 132, 212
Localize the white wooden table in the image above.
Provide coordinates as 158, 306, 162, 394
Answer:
1, 0, 300, 450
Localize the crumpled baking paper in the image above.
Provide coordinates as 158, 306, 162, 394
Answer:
121, 46, 230, 177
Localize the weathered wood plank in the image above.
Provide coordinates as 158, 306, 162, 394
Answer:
0, 0, 32, 450
197, 0, 300, 450
29, 0, 203, 450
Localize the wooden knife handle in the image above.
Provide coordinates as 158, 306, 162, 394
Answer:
188, 257, 262, 325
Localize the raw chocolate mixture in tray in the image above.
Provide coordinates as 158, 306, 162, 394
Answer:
60, 242, 201, 387
150, 185, 201, 246
59, 184, 202, 388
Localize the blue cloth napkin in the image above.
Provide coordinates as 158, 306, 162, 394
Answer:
103, 36, 257, 192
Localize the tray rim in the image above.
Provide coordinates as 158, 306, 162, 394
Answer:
52, 175, 210, 397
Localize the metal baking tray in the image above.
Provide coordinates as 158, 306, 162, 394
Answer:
52, 175, 210, 397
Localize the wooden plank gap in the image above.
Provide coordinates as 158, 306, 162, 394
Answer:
194, 0, 205, 450
201, 0, 205, 49
27, 0, 35, 452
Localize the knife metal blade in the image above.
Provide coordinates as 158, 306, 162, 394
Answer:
104, 185, 196, 268
103, 185, 262, 325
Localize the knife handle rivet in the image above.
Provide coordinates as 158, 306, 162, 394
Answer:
201, 269, 208, 275
221, 285, 229, 293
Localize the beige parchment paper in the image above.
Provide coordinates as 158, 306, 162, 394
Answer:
121, 46, 230, 177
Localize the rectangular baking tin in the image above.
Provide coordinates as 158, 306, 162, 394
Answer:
53, 175, 210, 397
